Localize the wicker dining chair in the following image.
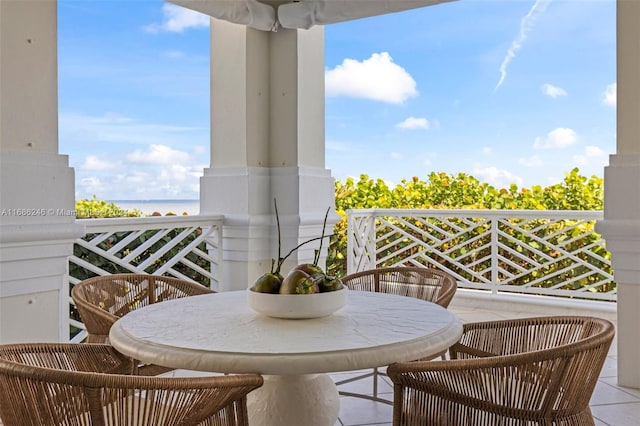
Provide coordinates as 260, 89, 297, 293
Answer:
336, 266, 458, 404
0, 343, 263, 426
387, 316, 615, 426
71, 273, 214, 375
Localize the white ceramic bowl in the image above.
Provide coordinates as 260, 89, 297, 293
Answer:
246, 287, 348, 319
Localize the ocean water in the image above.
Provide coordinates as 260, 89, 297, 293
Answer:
109, 200, 200, 216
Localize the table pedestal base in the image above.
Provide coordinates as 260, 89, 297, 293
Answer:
247, 373, 340, 426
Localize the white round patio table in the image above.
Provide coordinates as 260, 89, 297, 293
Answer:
109, 290, 463, 426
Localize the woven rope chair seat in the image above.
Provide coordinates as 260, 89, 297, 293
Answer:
335, 266, 458, 404
71, 273, 214, 376
0, 343, 263, 426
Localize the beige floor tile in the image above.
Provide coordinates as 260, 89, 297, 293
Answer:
599, 356, 618, 379
337, 396, 393, 426
598, 377, 640, 399
591, 402, 640, 426
591, 381, 640, 406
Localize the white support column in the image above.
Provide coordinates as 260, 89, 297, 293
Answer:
596, 0, 640, 389
0, 0, 83, 343
201, 20, 337, 291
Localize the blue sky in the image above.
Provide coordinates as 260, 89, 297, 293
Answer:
58, 0, 616, 201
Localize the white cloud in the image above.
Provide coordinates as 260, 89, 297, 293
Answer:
64, 113, 207, 201
127, 144, 191, 165
159, 164, 198, 183
396, 117, 430, 130
472, 167, 523, 189
541, 83, 567, 98
326, 140, 359, 153
518, 155, 543, 167
585, 145, 606, 157
145, 4, 209, 33
59, 112, 202, 146
164, 50, 185, 59
76, 162, 204, 201
122, 170, 150, 185
325, 52, 418, 104
422, 152, 437, 167
482, 147, 492, 155
495, 0, 552, 90
573, 145, 608, 167
100, 112, 134, 124
533, 128, 578, 149
603, 83, 616, 106
80, 155, 118, 171
572, 155, 588, 167
193, 145, 207, 155
390, 152, 403, 160
77, 177, 104, 196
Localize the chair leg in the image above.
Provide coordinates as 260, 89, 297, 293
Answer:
336, 368, 393, 405
373, 367, 379, 398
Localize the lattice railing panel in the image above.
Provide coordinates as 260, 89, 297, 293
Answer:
347, 209, 614, 301
68, 215, 223, 342
369, 214, 494, 285
494, 217, 614, 298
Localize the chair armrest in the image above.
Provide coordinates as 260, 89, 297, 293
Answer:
74, 301, 120, 342
453, 317, 582, 358
388, 355, 565, 416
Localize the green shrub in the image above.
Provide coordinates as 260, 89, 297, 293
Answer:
328, 168, 604, 277
75, 195, 143, 218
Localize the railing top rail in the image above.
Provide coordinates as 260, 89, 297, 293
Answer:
78, 214, 224, 232
346, 208, 603, 220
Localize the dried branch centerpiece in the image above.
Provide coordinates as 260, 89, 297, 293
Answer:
247, 202, 347, 319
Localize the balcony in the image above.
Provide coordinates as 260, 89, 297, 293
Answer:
2, 0, 640, 407
58, 209, 638, 425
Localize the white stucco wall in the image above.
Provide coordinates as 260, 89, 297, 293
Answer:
0, 0, 83, 343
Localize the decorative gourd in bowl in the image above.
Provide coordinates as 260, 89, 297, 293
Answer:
247, 286, 347, 319
248, 202, 346, 318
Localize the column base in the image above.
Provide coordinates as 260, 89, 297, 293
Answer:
247, 374, 340, 426
199, 166, 339, 291
617, 284, 640, 388
597, 153, 640, 389
0, 150, 82, 343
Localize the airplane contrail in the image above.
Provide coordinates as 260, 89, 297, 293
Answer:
495, 0, 552, 91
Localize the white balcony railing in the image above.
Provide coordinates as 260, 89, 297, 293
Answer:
68, 215, 223, 342
67, 209, 614, 340
347, 209, 614, 302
